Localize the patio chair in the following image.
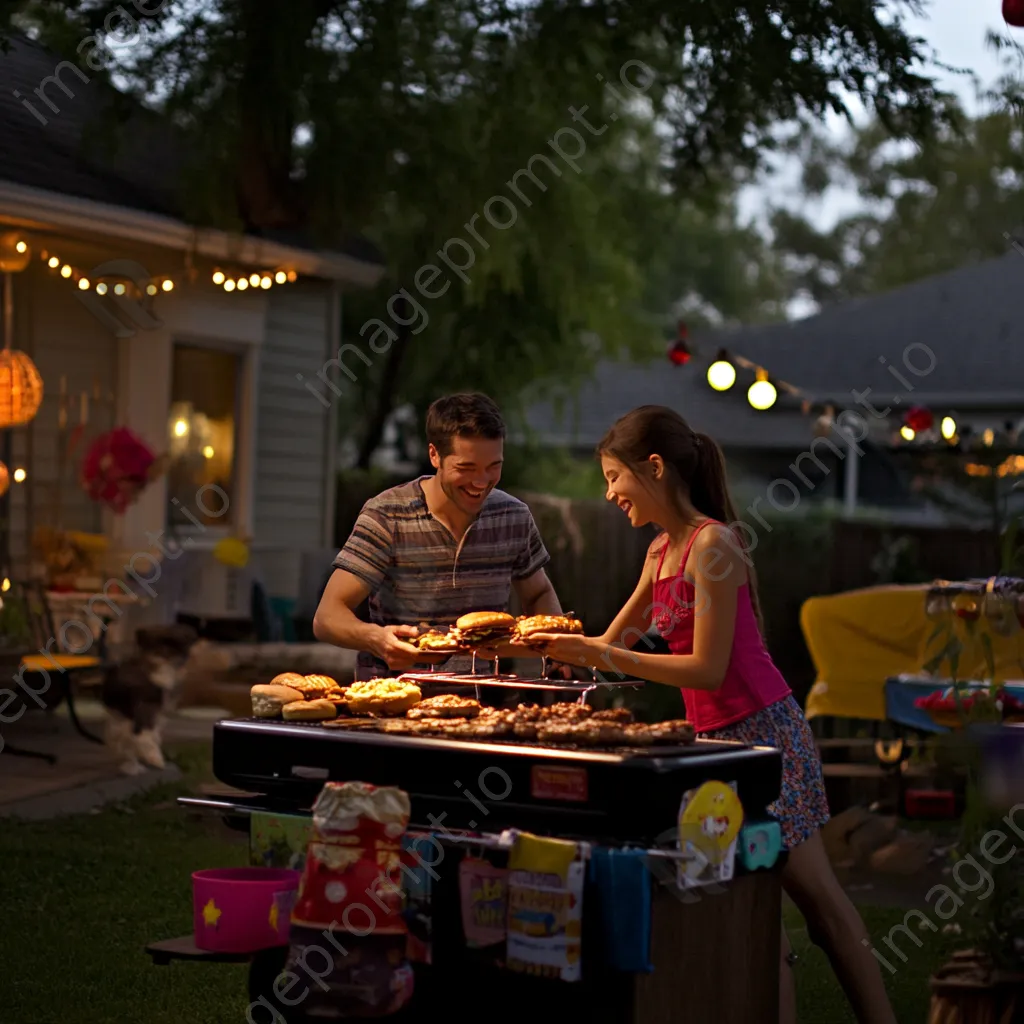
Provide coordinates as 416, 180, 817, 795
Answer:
15, 580, 107, 746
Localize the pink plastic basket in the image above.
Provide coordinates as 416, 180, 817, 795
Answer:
192, 868, 300, 953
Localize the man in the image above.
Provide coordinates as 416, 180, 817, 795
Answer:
313, 392, 566, 679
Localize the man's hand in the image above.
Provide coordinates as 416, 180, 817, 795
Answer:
372, 625, 422, 671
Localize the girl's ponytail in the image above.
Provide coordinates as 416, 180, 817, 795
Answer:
691, 430, 764, 635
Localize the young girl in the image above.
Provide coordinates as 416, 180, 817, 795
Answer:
531, 405, 896, 1024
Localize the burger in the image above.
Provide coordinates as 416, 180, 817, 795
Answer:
413, 629, 461, 654
514, 614, 583, 645
452, 611, 517, 648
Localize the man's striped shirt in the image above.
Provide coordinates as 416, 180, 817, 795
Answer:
332, 477, 550, 675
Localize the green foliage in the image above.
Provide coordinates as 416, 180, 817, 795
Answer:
499, 446, 605, 501
2, 0, 951, 464
771, 45, 1024, 305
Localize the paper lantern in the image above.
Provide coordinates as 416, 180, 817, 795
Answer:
0, 462, 9, 498
1004, 0, 1024, 29
0, 232, 30, 273
0, 350, 44, 427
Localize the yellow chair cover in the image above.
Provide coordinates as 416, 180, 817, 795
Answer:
800, 584, 1024, 722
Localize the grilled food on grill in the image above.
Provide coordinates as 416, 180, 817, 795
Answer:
591, 707, 634, 724
289, 674, 338, 699
514, 614, 584, 645
407, 694, 482, 719
345, 678, 423, 715
452, 611, 517, 648
644, 719, 697, 744
282, 698, 337, 721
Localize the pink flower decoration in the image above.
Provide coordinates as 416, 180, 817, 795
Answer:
81, 427, 160, 514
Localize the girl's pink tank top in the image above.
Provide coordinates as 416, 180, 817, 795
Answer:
650, 519, 790, 732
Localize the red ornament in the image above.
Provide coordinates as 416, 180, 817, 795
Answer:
1004, 0, 1024, 29
905, 407, 934, 433
668, 340, 691, 366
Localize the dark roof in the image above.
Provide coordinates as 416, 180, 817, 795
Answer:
698, 251, 1024, 401
0, 33, 383, 265
524, 253, 1024, 450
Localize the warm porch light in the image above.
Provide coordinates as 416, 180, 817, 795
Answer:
0, 232, 30, 272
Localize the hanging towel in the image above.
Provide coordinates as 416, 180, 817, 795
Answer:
589, 848, 653, 973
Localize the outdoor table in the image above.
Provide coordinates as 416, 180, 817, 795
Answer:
885, 675, 1024, 734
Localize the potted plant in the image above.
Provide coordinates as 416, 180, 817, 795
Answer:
922, 578, 1024, 1021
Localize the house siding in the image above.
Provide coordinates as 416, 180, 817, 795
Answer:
252, 283, 334, 598
8, 265, 119, 574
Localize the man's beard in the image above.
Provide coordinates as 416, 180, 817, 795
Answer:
438, 472, 490, 514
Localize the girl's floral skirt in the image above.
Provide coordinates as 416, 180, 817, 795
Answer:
700, 695, 830, 850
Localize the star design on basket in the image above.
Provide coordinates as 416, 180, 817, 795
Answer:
202, 898, 222, 928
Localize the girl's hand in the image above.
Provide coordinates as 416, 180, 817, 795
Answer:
529, 633, 605, 669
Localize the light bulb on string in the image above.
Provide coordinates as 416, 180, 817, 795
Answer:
260, 276, 272, 289
224, 279, 236, 292
145, 283, 158, 296
941, 416, 957, 441
286, 271, 297, 282
707, 351, 736, 391
249, 273, 260, 287
747, 370, 777, 411
161, 279, 174, 292
275, 271, 287, 284
47, 256, 60, 269
60, 264, 72, 278
237, 278, 249, 291
900, 425, 915, 442
212, 270, 225, 285
78, 278, 90, 290
114, 283, 126, 296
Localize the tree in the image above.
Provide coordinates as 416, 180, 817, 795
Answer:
770, 42, 1024, 307
3, 1, 951, 463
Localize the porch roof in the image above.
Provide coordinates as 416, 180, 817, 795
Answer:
0, 33, 384, 287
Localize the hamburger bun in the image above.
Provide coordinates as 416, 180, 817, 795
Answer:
291, 674, 337, 698
455, 611, 516, 631
282, 698, 337, 721
270, 672, 307, 689
251, 683, 305, 718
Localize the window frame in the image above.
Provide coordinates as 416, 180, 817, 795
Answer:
165, 333, 255, 543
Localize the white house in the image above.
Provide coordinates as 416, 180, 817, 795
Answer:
0, 34, 383, 632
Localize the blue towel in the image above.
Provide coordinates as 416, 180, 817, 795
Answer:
589, 848, 653, 973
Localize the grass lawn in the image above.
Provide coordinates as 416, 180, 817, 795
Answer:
0, 743, 959, 1023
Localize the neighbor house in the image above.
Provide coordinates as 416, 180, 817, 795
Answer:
0, 34, 382, 628
525, 251, 1024, 524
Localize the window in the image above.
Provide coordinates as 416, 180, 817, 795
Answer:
167, 344, 240, 529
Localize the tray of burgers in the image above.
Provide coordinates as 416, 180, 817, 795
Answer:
409, 611, 583, 662
248, 674, 693, 750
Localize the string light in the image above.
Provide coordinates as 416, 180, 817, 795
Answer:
747, 370, 777, 411
202, 445, 215, 459
36, 244, 299, 298
900, 425, 915, 442
941, 416, 957, 441
13, 468, 26, 483
707, 351, 736, 391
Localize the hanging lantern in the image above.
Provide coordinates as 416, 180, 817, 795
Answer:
0, 233, 30, 273
0, 349, 44, 428
667, 322, 691, 366
1004, 0, 1024, 29
0, 461, 9, 498
905, 407, 933, 433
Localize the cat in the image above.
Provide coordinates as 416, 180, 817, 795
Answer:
101, 623, 199, 775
